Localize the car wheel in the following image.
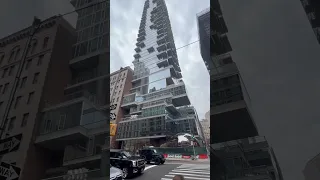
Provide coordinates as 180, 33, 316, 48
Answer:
122, 168, 129, 179
138, 167, 144, 174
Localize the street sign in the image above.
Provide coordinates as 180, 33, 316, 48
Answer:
110, 123, 117, 136
0, 162, 20, 180
0, 134, 22, 156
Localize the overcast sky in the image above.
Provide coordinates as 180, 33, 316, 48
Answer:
110, 0, 210, 120
219, 0, 320, 179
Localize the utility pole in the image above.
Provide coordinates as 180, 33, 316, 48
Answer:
0, 17, 41, 140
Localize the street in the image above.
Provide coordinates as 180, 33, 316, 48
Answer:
131, 161, 210, 180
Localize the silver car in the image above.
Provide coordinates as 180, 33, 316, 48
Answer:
110, 166, 123, 180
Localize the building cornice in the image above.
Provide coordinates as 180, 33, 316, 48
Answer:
0, 16, 60, 48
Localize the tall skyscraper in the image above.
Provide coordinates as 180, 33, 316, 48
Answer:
198, 1, 284, 179
117, 0, 199, 150
300, 0, 320, 43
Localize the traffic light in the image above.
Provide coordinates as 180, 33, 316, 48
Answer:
110, 123, 117, 136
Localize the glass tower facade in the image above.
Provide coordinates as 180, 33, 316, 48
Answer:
117, 0, 199, 151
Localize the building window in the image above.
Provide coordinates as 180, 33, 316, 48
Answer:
21, 113, 29, 127
8, 51, 14, 63
0, 85, 2, 93
8, 117, 16, 131
14, 96, 22, 109
33, 73, 40, 84
58, 114, 66, 130
20, 77, 27, 88
8, 66, 15, 76
14, 48, 20, 61
27, 92, 34, 104
0, 101, 3, 110
25, 59, 32, 70
0, 54, 4, 66
2, 83, 9, 94
116, 97, 119, 102
31, 41, 37, 54
45, 119, 52, 133
37, 55, 44, 66
43, 37, 49, 49
2, 68, 8, 78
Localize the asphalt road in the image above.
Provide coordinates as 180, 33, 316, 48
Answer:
131, 161, 210, 180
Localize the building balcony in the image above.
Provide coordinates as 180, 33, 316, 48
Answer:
138, 31, 146, 37
62, 133, 107, 166
137, 36, 145, 42
66, 71, 108, 88
35, 125, 88, 151
134, 47, 141, 53
36, 99, 108, 150
69, 48, 106, 69
121, 93, 139, 108
121, 115, 143, 121
136, 42, 145, 48
134, 53, 141, 59
212, 33, 233, 55
210, 61, 239, 80
130, 106, 142, 114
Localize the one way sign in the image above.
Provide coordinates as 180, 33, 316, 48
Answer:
0, 162, 20, 180
0, 134, 22, 156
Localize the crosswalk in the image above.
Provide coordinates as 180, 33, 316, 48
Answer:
161, 164, 210, 180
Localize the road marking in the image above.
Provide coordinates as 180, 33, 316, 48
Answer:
169, 172, 210, 178
172, 170, 210, 174
164, 175, 210, 180
144, 165, 157, 171
161, 178, 172, 180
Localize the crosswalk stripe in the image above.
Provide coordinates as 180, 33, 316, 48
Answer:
172, 170, 210, 174
164, 175, 210, 180
169, 172, 210, 177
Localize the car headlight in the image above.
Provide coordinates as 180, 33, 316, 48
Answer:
132, 161, 137, 167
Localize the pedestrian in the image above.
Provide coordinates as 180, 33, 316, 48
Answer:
173, 175, 185, 180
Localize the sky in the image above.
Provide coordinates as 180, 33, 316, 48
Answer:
219, 0, 320, 179
110, 0, 210, 120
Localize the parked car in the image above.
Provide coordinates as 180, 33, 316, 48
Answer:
110, 149, 146, 179
139, 147, 165, 165
110, 166, 123, 180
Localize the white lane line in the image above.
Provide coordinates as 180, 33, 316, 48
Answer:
144, 165, 157, 171
169, 172, 210, 177
164, 175, 210, 180
172, 170, 210, 174
161, 178, 172, 180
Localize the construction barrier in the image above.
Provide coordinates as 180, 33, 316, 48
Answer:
163, 153, 208, 159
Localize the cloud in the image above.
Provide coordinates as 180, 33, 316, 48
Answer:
110, 0, 210, 119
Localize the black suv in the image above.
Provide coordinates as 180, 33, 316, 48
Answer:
139, 148, 165, 165
110, 149, 146, 179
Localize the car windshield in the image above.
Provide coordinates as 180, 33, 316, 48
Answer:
122, 151, 132, 157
